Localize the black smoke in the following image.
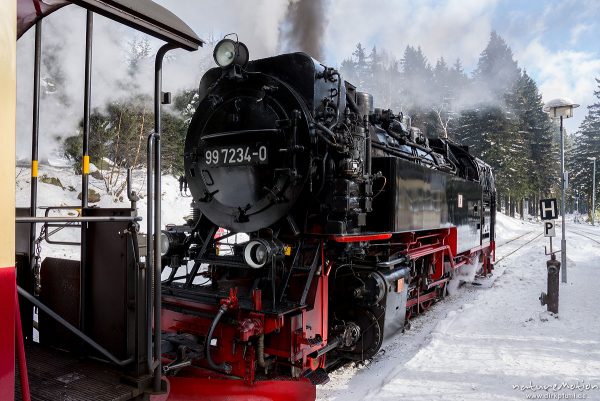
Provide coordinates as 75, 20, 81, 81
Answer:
279, 0, 327, 61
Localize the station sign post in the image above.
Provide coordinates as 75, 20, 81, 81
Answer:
539, 198, 560, 314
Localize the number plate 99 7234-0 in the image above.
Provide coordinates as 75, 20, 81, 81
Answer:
204, 144, 268, 166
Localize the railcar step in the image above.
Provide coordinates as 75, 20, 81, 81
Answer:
15, 342, 143, 401
303, 367, 330, 385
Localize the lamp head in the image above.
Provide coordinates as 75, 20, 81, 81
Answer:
213, 38, 249, 69
543, 98, 580, 119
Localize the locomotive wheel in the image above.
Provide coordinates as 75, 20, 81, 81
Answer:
338, 308, 383, 361
421, 299, 433, 311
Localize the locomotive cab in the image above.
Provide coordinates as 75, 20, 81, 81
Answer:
12, 2, 203, 400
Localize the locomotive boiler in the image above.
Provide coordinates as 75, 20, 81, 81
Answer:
158, 38, 496, 400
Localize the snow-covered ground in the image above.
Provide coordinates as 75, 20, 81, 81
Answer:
319, 215, 600, 401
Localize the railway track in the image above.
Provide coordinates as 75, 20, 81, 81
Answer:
551, 222, 600, 245
495, 231, 543, 264
496, 230, 538, 249
566, 226, 600, 245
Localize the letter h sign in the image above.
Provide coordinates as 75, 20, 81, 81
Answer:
540, 198, 558, 220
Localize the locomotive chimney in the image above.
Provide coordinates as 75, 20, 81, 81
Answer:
279, 0, 327, 60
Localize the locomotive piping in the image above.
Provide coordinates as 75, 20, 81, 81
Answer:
257, 333, 266, 368
205, 305, 233, 373
329, 71, 341, 129
316, 151, 328, 194
345, 92, 360, 114
314, 122, 344, 150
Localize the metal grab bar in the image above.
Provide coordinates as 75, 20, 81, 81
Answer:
17, 286, 134, 367
146, 132, 155, 376
16, 216, 142, 223
151, 42, 177, 392
41, 206, 81, 245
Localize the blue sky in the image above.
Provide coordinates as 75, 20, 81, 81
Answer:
155, 0, 600, 131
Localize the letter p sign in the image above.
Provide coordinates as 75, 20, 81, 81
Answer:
544, 221, 556, 237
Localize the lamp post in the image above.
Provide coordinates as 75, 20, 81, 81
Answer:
588, 157, 597, 226
543, 98, 579, 284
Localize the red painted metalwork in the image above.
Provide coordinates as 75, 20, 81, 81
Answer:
406, 244, 449, 261
159, 246, 330, 400
446, 227, 458, 255
398, 226, 494, 319
0, 267, 16, 401
331, 233, 392, 243
15, 288, 31, 401
427, 277, 450, 290
166, 375, 316, 401
252, 289, 262, 311
406, 290, 438, 309
32, 0, 42, 15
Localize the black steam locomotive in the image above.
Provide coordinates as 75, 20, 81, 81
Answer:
159, 38, 495, 399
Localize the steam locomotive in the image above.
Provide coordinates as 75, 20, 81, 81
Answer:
158, 38, 496, 399
9, 2, 494, 398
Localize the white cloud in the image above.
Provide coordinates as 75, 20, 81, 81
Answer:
153, 0, 288, 60
515, 39, 600, 130
323, 0, 499, 69
569, 23, 593, 46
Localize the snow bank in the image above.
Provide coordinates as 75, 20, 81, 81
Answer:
495, 212, 539, 243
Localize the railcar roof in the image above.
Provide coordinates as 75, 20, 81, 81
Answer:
17, 0, 203, 51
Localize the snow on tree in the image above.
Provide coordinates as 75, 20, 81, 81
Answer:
570, 78, 600, 218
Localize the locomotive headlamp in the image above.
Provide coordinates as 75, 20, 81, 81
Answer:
243, 238, 282, 268
160, 229, 186, 257
213, 38, 249, 68
160, 232, 170, 256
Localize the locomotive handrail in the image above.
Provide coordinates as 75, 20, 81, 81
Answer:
17, 286, 134, 367
16, 216, 141, 223
202, 128, 279, 140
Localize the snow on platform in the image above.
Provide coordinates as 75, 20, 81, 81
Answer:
319, 213, 600, 401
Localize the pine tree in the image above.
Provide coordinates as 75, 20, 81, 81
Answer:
510, 71, 558, 198
473, 31, 521, 104
453, 32, 525, 212
352, 43, 369, 88
570, 78, 600, 217
366, 45, 383, 99
399, 46, 433, 133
